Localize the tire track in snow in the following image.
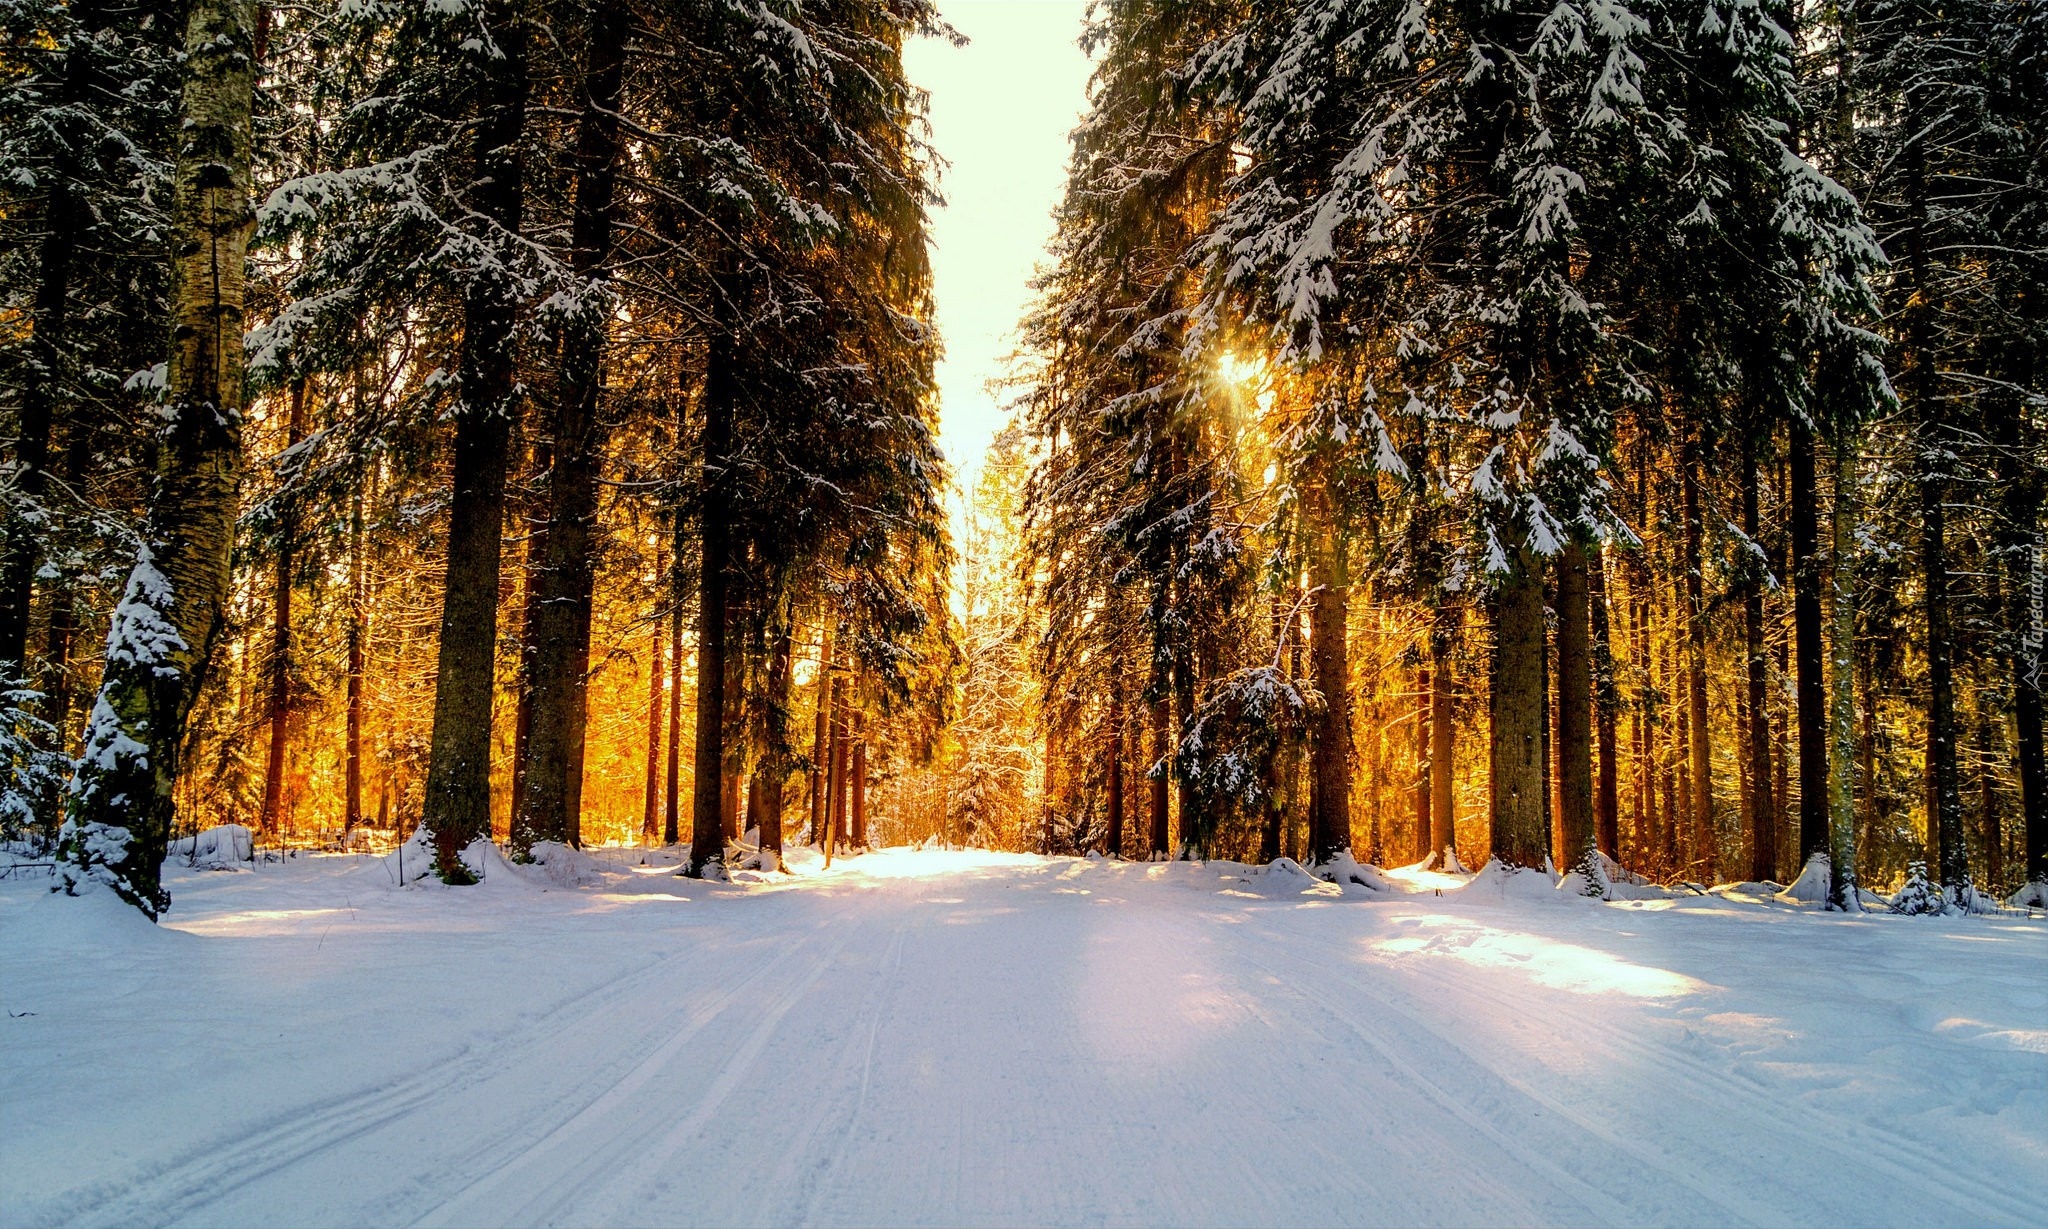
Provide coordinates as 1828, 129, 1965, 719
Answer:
421, 908, 877, 1228
39, 931, 729, 1229
1226, 906, 2035, 1226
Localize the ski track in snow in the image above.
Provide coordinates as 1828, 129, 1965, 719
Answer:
1, 849, 2042, 1228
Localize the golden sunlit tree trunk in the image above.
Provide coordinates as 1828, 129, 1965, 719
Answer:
60, 0, 256, 917
1430, 604, 1457, 865
1828, 432, 1863, 910
1556, 542, 1596, 882
1489, 554, 1550, 871
421, 0, 531, 881
258, 377, 309, 840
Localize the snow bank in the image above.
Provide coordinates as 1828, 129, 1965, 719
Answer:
1452, 858, 1568, 902
525, 841, 608, 888
170, 824, 254, 870
375, 830, 532, 890
1320, 851, 1394, 893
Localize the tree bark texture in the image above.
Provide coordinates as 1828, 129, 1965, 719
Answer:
1489, 556, 1549, 870
422, 0, 530, 881
61, 0, 257, 918
1829, 433, 1863, 909
688, 333, 737, 876
1430, 604, 1456, 862
258, 378, 309, 838
1791, 423, 1829, 867
1557, 543, 1595, 878
1743, 443, 1776, 882
1307, 509, 1352, 866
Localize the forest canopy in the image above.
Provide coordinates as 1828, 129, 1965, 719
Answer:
1, 0, 2043, 919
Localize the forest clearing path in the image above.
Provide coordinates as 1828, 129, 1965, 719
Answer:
1, 848, 2041, 1227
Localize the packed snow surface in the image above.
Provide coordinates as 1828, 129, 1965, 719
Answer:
2, 847, 2042, 1228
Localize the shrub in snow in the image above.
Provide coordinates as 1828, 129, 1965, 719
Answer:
0, 684, 66, 849
1889, 861, 1947, 915
2007, 880, 2048, 910
170, 824, 254, 869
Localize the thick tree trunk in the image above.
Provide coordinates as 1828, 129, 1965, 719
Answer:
258, 378, 309, 839
1828, 432, 1863, 910
513, 5, 627, 852
61, 0, 256, 917
1490, 555, 1550, 870
1591, 549, 1620, 860
422, 0, 529, 881
1557, 543, 1595, 878
1743, 442, 1776, 882
1307, 510, 1352, 866
1791, 423, 1829, 868
688, 342, 735, 875
1430, 604, 1456, 863
1681, 462, 1712, 875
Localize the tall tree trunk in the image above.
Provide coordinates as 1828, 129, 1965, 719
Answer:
513, 4, 627, 853
825, 671, 848, 863
808, 619, 833, 844
422, 0, 530, 881
642, 543, 665, 843
1980, 706, 2002, 894
756, 624, 793, 860
687, 334, 736, 876
663, 566, 683, 846
1490, 554, 1550, 870
1682, 462, 1712, 876
344, 481, 366, 836
1743, 440, 1776, 882
1108, 687, 1127, 859
1591, 548, 1620, 860
1307, 505, 1352, 865
258, 377, 309, 839
1148, 697, 1170, 859
1557, 543, 1595, 879
60, 0, 256, 917
851, 717, 868, 849
719, 599, 745, 843
1412, 657, 1431, 864
1430, 604, 1456, 864
1999, 408, 2046, 894
1791, 423, 1829, 870
1828, 431, 1863, 910
0, 0, 104, 679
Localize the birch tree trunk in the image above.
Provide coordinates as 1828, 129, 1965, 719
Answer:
60, 0, 256, 917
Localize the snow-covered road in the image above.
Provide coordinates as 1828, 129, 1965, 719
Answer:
3, 847, 2042, 1227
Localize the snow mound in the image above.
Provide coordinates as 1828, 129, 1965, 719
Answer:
171, 824, 253, 870
2006, 880, 2047, 910
1452, 859, 1563, 902
377, 830, 530, 889
1439, 847, 1470, 874
1319, 852, 1393, 893
525, 841, 607, 887
1235, 857, 1339, 898
1777, 854, 1831, 905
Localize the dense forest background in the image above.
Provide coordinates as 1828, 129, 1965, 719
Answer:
1, 0, 2042, 917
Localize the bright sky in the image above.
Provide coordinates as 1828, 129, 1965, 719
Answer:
905, 0, 1093, 529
